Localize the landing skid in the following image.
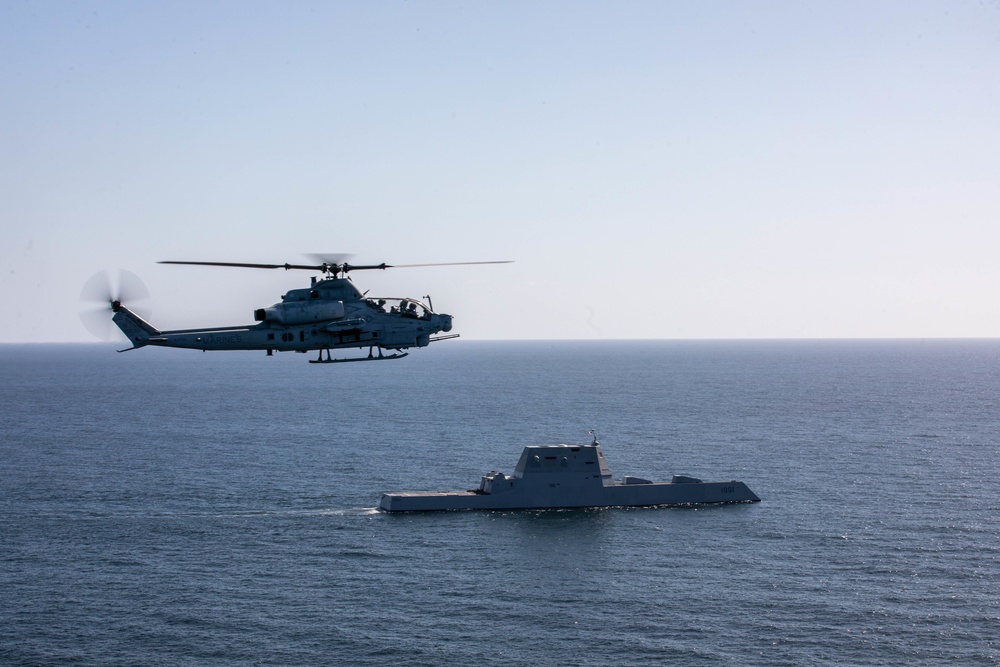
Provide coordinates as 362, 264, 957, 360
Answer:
310, 347, 409, 364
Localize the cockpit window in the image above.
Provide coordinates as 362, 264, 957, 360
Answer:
379, 298, 433, 319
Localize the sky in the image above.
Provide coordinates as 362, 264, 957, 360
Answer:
2, 1, 999, 342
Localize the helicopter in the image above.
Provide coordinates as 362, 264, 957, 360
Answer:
81, 256, 512, 363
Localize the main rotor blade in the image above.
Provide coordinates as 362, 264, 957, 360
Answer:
336, 261, 514, 272
158, 259, 515, 273
385, 261, 515, 268
158, 261, 326, 271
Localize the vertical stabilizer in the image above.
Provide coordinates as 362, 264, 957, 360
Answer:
112, 304, 159, 350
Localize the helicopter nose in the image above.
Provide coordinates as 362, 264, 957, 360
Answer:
440, 314, 453, 332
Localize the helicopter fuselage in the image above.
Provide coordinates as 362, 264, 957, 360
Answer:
112, 277, 454, 357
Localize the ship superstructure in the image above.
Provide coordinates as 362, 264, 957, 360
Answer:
380, 441, 760, 512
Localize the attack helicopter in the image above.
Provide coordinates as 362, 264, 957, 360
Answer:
81, 256, 511, 363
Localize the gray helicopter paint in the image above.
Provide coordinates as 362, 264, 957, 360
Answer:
110, 276, 454, 359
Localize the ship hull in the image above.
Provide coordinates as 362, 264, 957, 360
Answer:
380, 480, 760, 512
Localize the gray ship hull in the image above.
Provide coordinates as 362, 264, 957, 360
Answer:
379, 442, 760, 512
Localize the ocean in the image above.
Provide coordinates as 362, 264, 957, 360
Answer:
1, 340, 998, 666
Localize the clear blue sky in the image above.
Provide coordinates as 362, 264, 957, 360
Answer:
2, 1, 998, 342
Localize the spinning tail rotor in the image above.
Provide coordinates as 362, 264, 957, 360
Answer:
79, 269, 151, 340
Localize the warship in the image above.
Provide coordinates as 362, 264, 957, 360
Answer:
379, 438, 760, 512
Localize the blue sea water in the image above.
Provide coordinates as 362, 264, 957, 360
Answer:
1, 340, 998, 666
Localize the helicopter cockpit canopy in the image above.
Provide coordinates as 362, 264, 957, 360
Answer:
368, 297, 434, 318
